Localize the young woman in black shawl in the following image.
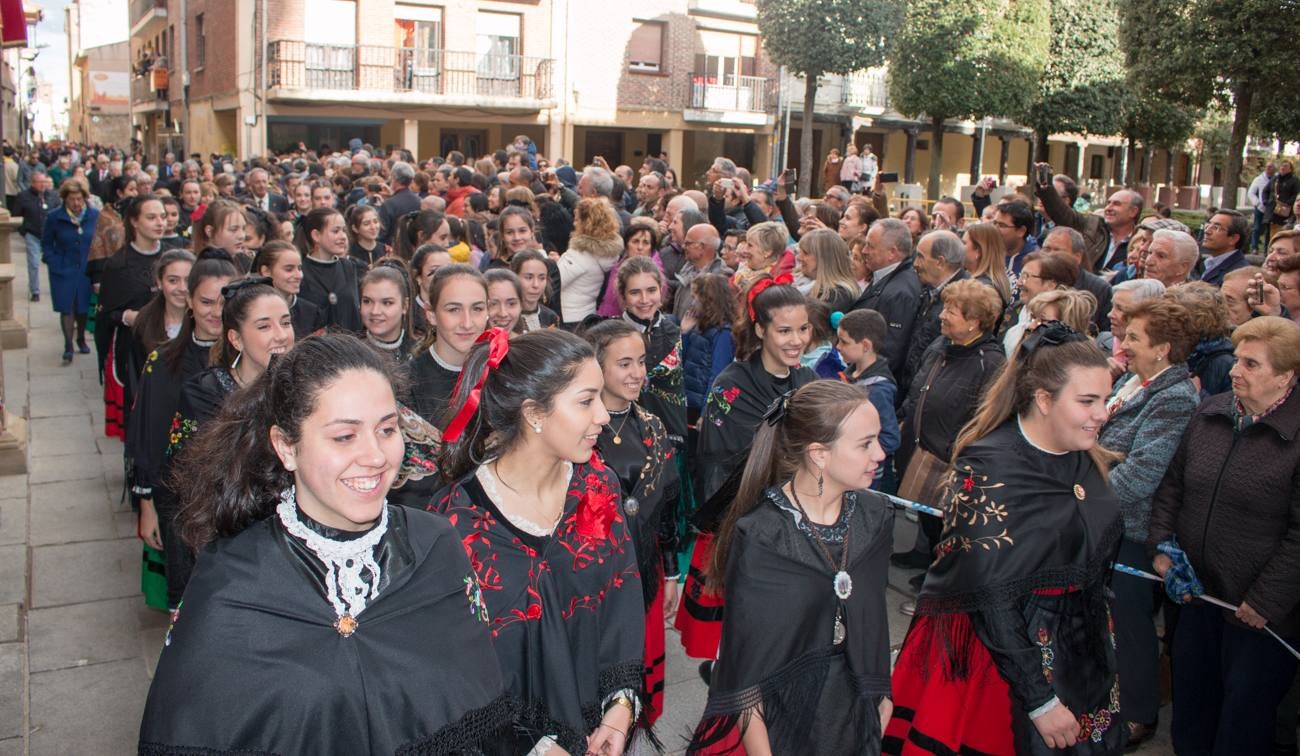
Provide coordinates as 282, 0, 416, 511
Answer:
297, 207, 366, 332
431, 328, 648, 756
140, 333, 515, 755
406, 264, 488, 428
689, 380, 895, 754
154, 280, 295, 608
127, 249, 236, 609
95, 195, 167, 440
883, 323, 1124, 756
584, 319, 681, 726
360, 263, 417, 365
253, 240, 327, 339
676, 276, 817, 662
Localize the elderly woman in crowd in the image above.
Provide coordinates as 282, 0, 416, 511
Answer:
1165, 281, 1236, 400
890, 279, 1006, 599
1098, 298, 1200, 748
1002, 250, 1079, 353
1149, 316, 1300, 754
1099, 278, 1166, 378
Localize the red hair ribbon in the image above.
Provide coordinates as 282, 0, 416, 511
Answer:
441, 328, 512, 444
746, 273, 794, 321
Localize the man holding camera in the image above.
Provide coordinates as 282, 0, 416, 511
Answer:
1033, 162, 1143, 274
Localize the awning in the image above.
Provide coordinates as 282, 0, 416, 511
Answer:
0, 0, 27, 48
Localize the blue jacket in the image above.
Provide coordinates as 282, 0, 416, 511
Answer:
844, 357, 900, 456
682, 325, 734, 412
1188, 336, 1234, 401
42, 205, 97, 278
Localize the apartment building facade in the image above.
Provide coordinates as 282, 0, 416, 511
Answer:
127, 0, 1219, 205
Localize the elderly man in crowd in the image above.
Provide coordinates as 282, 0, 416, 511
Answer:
672, 223, 731, 319
634, 172, 665, 218
240, 167, 289, 214
1034, 161, 1143, 273
1142, 229, 1200, 290
1199, 209, 1249, 287
850, 218, 921, 381
1042, 225, 1113, 333
579, 165, 631, 230
904, 229, 970, 391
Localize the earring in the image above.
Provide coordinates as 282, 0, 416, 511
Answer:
816, 469, 824, 497
533, 423, 542, 434
231, 350, 243, 370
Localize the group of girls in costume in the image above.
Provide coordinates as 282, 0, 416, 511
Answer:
118, 182, 1125, 754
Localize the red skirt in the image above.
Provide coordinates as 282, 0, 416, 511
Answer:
643, 579, 665, 725
884, 614, 1015, 756
674, 533, 723, 660
104, 334, 126, 440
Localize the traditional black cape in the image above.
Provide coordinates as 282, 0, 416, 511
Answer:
596, 403, 680, 605
690, 487, 894, 755
693, 353, 816, 529
299, 254, 365, 333
430, 458, 646, 754
98, 245, 161, 418
156, 367, 239, 608
886, 420, 1124, 755
289, 294, 326, 339
126, 339, 213, 501
406, 347, 461, 430
139, 504, 517, 755
624, 311, 689, 443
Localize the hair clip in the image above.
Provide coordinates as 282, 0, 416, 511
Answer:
1017, 320, 1085, 358
220, 276, 274, 300
762, 389, 795, 427
746, 273, 794, 320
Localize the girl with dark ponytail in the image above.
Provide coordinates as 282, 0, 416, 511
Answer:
885, 323, 1123, 755
675, 276, 816, 665
126, 248, 236, 608
689, 380, 894, 754
431, 328, 648, 756
154, 279, 294, 608
142, 333, 515, 755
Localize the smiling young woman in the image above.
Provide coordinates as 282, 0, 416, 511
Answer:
432, 328, 647, 755
141, 333, 515, 755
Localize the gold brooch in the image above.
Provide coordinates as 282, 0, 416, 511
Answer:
1073, 484, 1086, 501
335, 614, 358, 637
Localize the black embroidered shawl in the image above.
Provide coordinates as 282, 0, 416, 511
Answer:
139, 505, 516, 755
430, 459, 646, 754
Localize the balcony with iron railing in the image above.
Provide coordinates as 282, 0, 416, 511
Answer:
684, 72, 772, 126
785, 68, 891, 115
130, 74, 169, 114
266, 41, 555, 109
129, 0, 166, 33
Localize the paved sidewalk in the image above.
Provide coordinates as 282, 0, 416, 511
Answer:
0, 235, 1174, 754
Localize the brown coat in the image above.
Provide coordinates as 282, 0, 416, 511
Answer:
1149, 389, 1300, 636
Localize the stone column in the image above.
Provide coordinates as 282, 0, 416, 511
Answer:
0, 212, 25, 349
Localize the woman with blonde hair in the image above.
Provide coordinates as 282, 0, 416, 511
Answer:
557, 197, 623, 326
963, 222, 1013, 305
796, 228, 861, 313
1026, 289, 1099, 339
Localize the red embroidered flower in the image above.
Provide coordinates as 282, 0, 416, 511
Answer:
722, 387, 740, 403
962, 476, 976, 492
576, 479, 618, 541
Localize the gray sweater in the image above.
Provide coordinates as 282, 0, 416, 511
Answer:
1098, 364, 1200, 541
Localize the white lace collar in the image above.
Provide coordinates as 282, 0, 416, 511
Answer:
276, 487, 389, 628
476, 459, 572, 536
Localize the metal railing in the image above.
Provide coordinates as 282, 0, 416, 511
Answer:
130, 76, 168, 106
267, 41, 554, 101
129, 0, 166, 28
687, 72, 768, 112
841, 69, 889, 110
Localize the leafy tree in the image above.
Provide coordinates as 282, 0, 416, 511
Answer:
756, 0, 903, 196
1252, 89, 1300, 150
1120, 88, 1200, 185
1025, 0, 1126, 153
1119, 0, 1300, 203
888, 0, 1050, 199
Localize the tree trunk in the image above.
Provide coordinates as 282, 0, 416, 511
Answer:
799, 75, 817, 197
904, 128, 917, 184
928, 115, 944, 200
970, 126, 985, 185
1164, 147, 1176, 187
1124, 139, 1138, 187
998, 135, 1010, 184
1034, 129, 1049, 167
1140, 146, 1153, 185
1223, 81, 1254, 210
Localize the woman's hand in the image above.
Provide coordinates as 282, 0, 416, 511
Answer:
585, 704, 632, 756
138, 498, 163, 551
1246, 273, 1282, 316
663, 579, 681, 622
1237, 601, 1269, 629
1153, 553, 1173, 578
878, 696, 893, 733
1032, 704, 1080, 749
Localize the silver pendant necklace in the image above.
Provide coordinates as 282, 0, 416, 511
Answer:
788, 484, 852, 644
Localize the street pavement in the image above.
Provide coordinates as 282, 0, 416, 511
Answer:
0, 236, 1174, 754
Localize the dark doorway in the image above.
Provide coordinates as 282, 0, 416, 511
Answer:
585, 130, 625, 166
440, 130, 487, 159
